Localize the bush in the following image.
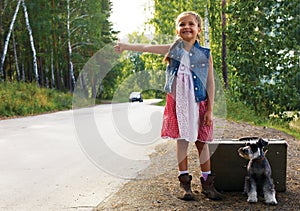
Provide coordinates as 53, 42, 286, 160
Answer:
0, 82, 72, 118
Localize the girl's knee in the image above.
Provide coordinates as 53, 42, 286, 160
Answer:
195, 141, 206, 150
177, 139, 189, 148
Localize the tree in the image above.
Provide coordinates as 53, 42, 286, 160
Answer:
21, 0, 38, 85
221, 0, 228, 89
0, 0, 117, 93
66, 0, 75, 92
147, 0, 299, 115
0, 0, 21, 79
226, 0, 299, 113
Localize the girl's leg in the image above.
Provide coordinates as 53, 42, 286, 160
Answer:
195, 140, 223, 200
195, 141, 211, 172
177, 139, 189, 172
177, 139, 193, 200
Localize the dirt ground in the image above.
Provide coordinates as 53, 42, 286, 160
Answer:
95, 119, 300, 211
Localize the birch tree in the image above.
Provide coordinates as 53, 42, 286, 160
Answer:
21, 0, 39, 85
0, 0, 21, 78
0, 0, 116, 91
67, 0, 76, 92
204, 3, 210, 48
12, 30, 20, 80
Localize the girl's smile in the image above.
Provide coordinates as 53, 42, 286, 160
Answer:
176, 15, 201, 43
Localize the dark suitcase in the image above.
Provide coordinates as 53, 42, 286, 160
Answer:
208, 138, 288, 192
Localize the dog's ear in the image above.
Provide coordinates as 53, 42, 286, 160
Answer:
263, 149, 268, 156
258, 138, 268, 147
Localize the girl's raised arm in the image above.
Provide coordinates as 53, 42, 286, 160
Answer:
114, 42, 170, 55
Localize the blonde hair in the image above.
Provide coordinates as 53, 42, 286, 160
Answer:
176, 11, 202, 40
163, 11, 202, 63
176, 11, 202, 28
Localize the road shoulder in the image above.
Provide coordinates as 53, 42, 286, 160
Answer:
95, 119, 300, 210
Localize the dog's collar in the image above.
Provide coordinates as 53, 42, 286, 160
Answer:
254, 156, 265, 163
253, 150, 267, 163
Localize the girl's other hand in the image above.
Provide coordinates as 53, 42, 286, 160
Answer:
203, 111, 213, 126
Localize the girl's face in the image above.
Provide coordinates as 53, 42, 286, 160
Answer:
176, 14, 200, 43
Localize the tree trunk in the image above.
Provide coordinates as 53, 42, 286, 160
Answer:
204, 4, 210, 48
0, 0, 5, 73
67, 0, 76, 92
222, 0, 228, 89
12, 29, 20, 81
51, 49, 55, 88
20, 50, 25, 81
0, 0, 21, 78
21, 0, 39, 85
51, 0, 60, 90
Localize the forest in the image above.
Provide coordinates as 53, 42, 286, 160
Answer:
0, 0, 116, 92
0, 0, 299, 120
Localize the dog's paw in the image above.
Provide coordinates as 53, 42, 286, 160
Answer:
247, 197, 257, 203
265, 199, 278, 206
265, 201, 278, 206
247, 194, 258, 203
247, 198, 258, 203
265, 193, 278, 205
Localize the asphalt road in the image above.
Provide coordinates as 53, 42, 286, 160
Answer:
0, 99, 164, 210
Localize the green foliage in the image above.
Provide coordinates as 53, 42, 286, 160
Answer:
0, 82, 72, 118
142, 90, 166, 100
148, 0, 299, 123
2, 0, 299, 124
226, 95, 300, 140
0, 0, 117, 90
150, 0, 206, 35
226, 0, 300, 114
289, 118, 300, 135
226, 95, 268, 125
100, 32, 167, 101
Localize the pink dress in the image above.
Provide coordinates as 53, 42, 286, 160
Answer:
161, 50, 213, 143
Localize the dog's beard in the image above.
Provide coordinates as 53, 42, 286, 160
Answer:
238, 148, 251, 160
250, 150, 262, 160
238, 146, 261, 160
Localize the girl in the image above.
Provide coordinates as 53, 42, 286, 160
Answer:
114, 11, 222, 201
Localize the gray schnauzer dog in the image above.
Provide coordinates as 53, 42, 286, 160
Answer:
238, 138, 278, 205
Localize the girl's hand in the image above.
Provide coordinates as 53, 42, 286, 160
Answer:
114, 41, 124, 54
203, 110, 213, 126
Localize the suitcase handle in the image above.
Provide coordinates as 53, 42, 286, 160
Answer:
238, 137, 260, 141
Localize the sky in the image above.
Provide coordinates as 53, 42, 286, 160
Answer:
109, 0, 153, 38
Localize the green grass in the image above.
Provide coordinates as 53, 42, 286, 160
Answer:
0, 82, 72, 118
289, 118, 300, 133
226, 98, 300, 140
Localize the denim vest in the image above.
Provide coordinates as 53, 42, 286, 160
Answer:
164, 39, 210, 102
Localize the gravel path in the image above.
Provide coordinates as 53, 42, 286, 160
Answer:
95, 119, 300, 211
